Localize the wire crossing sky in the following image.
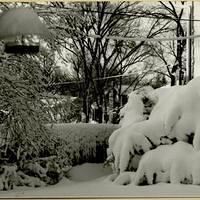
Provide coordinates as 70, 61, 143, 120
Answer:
86, 33, 200, 42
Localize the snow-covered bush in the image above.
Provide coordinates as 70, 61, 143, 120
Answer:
43, 96, 82, 123
0, 54, 55, 155
119, 86, 160, 126
0, 120, 118, 190
0, 54, 70, 190
107, 87, 173, 172
135, 141, 200, 185
107, 77, 200, 174
119, 92, 146, 127
163, 78, 200, 149
134, 141, 194, 185
48, 123, 119, 166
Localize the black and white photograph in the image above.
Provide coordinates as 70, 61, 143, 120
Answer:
0, 1, 199, 198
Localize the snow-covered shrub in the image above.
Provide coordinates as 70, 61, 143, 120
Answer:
108, 119, 166, 173
119, 92, 146, 127
140, 85, 170, 119
134, 141, 194, 185
107, 77, 200, 174
0, 138, 72, 190
0, 165, 17, 190
43, 95, 82, 123
107, 87, 173, 172
163, 78, 200, 150
119, 86, 161, 126
0, 54, 55, 156
135, 141, 200, 185
170, 152, 200, 185
109, 88, 158, 171
47, 123, 119, 166
0, 55, 69, 190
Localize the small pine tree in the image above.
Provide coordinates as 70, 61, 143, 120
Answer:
0, 54, 53, 163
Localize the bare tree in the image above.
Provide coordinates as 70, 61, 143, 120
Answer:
47, 2, 174, 123
141, 1, 187, 85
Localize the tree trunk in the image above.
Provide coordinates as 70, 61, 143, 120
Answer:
103, 94, 109, 123
97, 94, 104, 123
171, 74, 176, 86
177, 41, 183, 85
82, 96, 90, 123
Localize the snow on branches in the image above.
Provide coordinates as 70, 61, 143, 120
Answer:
135, 141, 196, 185
109, 142, 200, 186
107, 77, 200, 182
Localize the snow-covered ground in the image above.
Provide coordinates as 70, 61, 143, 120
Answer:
3, 78, 200, 197
1, 163, 200, 198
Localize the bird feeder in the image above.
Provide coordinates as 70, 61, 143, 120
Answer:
0, 7, 51, 54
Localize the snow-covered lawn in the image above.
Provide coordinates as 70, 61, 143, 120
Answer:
1, 163, 200, 198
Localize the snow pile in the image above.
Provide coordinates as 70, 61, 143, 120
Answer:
107, 77, 200, 174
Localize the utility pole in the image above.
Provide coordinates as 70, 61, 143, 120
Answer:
186, 1, 194, 82
177, 4, 185, 86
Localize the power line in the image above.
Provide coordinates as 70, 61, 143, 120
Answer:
50, 72, 140, 86
39, 6, 200, 22
40, 6, 200, 42
50, 68, 166, 86
77, 8, 200, 22
86, 33, 200, 42
54, 22, 200, 42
